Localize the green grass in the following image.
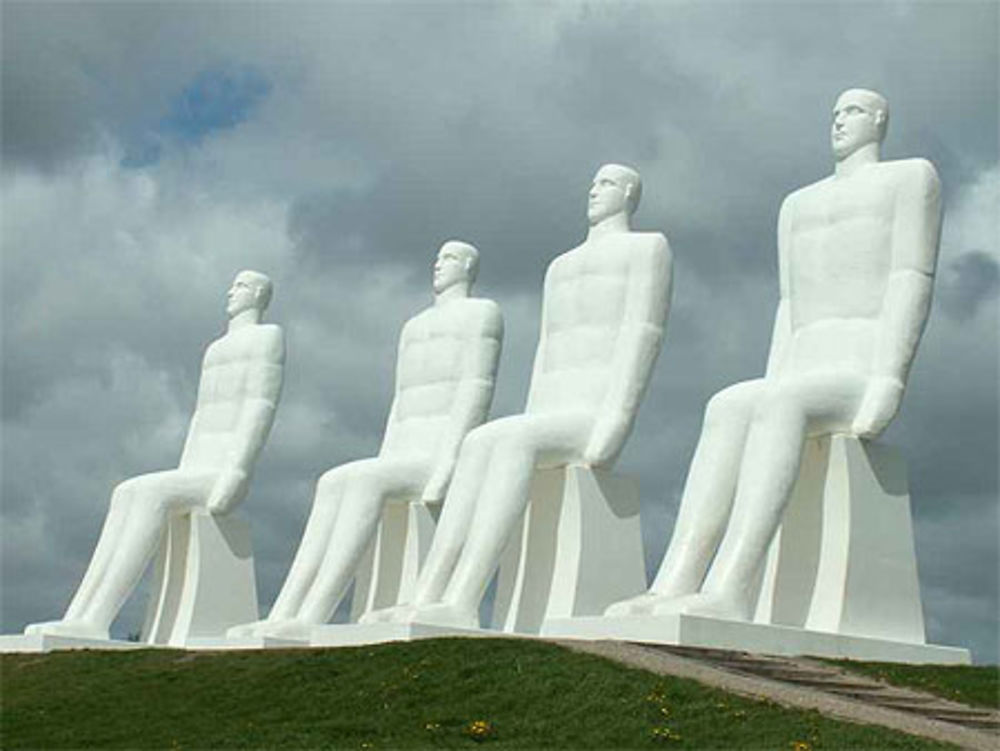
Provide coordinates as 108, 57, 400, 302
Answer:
2, 638, 954, 750
828, 659, 999, 710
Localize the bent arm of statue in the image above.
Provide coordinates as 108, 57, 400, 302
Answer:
208, 328, 286, 514
853, 161, 941, 437
584, 237, 672, 466
422, 306, 504, 502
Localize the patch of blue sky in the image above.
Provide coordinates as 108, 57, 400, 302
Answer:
121, 64, 270, 168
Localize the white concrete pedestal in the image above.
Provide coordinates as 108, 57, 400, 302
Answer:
350, 500, 441, 622
541, 437, 970, 664
310, 621, 489, 647
141, 509, 259, 647
540, 615, 970, 664
754, 436, 925, 643
0, 633, 145, 653
492, 465, 646, 634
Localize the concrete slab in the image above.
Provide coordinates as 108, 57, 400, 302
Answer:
540, 615, 971, 665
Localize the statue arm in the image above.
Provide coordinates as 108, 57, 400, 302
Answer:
853, 161, 942, 437
208, 327, 286, 514
764, 198, 794, 379
524, 265, 554, 414
584, 237, 673, 466
422, 305, 504, 502
378, 321, 412, 453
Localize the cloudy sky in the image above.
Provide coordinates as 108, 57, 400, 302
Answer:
2, 1, 997, 662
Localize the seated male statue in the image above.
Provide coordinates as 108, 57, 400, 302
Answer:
229, 241, 503, 640
27, 270, 285, 639
365, 163, 673, 629
607, 88, 942, 622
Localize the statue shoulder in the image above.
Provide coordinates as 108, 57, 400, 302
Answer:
782, 178, 828, 212
627, 231, 672, 267
887, 157, 941, 195
464, 297, 504, 336
251, 323, 285, 362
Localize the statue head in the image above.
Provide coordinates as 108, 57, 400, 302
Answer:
587, 163, 642, 226
226, 270, 273, 318
831, 88, 889, 160
433, 240, 479, 295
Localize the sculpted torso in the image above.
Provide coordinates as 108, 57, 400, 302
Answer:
528, 232, 663, 414
780, 159, 933, 379
380, 299, 502, 458
180, 323, 284, 472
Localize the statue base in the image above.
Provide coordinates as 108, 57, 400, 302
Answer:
309, 621, 491, 647
184, 635, 309, 650
350, 500, 441, 622
539, 615, 970, 665
0, 633, 145, 653
141, 509, 259, 647
492, 465, 645, 633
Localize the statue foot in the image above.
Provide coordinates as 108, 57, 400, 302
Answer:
359, 604, 416, 625
650, 592, 751, 622
604, 592, 665, 617
24, 619, 109, 640
409, 603, 479, 630
226, 620, 269, 639
253, 619, 313, 640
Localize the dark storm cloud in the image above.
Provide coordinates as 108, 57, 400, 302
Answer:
2, 2, 997, 662
937, 251, 1000, 321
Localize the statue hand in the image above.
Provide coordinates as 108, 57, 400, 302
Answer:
207, 468, 250, 514
583, 417, 627, 467
851, 376, 904, 439
421, 463, 453, 503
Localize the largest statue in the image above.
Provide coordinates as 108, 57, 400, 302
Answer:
609, 88, 943, 622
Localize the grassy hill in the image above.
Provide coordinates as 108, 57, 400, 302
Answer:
1, 638, 978, 749
827, 658, 998, 710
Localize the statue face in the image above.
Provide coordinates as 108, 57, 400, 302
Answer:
433, 242, 470, 294
831, 91, 883, 160
226, 272, 261, 317
587, 166, 631, 225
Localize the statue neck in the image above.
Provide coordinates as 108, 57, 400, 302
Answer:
227, 308, 262, 333
586, 212, 631, 241
835, 141, 880, 178
434, 283, 470, 306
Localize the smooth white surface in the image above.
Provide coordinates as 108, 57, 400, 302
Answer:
309, 621, 491, 647
25, 271, 284, 640
350, 500, 441, 622
142, 509, 259, 646
608, 89, 942, 624
492, 465, 645, 634
754, 435, 924, 643
229, 241, 503, 640
363, 164, 672, 629
541, 615, 970, 665
0, 634, 146, 653
184, 635, 308, 651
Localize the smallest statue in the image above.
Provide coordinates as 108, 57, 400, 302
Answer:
27, 270, 285, 640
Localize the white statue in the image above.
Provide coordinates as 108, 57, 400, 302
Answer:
364, 164, 673, 629
607, 88, 942, 622
26, 271, 285, 640
229, 241, 503, 640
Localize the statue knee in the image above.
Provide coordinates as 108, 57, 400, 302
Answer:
315, 468, 347, 505
704, 382, 759, 429
110, 476, 148, 508
463, 422, 503, 453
